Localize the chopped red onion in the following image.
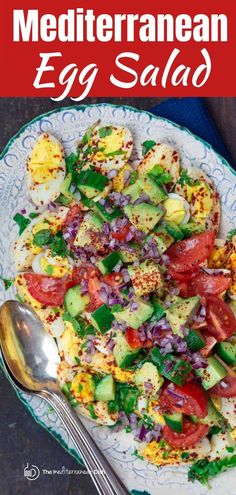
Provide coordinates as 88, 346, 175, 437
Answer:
20, 208, 27, 214
161, 254, 170, 266
107, 169, 117, 179
130, 301, 139, 312
220, 381, 229, 389
134, 194, 150, 205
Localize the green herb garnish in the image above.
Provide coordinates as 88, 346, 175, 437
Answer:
177, 169, 199, 186
0, 276, 13, 290
87, 404, 98, 420
105, 149, 125, 157
29, 212, 40, 219
181, 452, 190, 460
155, 172, 173, 185
227, 229, 236, 240
142, 140, 156, 156
33, 229, 72, 258
62, 312, 82, 336
188, 455, 236, 485
13, 213, 31, 234
98, 126, 113, 139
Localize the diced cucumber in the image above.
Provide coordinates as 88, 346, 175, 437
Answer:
195, 356, 227, 390
134, 362, 163, 396
150, 347, 192, 386
77, 170, 108, 198
185, 329, 205, 352
94, 374, 115, 401
89, 304, 114, 334
137, 175, 167, 205
215, 342, 236, 366
97, 252, 121, 275
113, 300, 154, 330
163, 413, 183, 433
60, 173, 74, 202
64, 285, 90, 317
93, 201, 122, 222
179, 222, 205, 238
165, 221, 185, 241
113, 333, 139, 368
124, 203, 164, 234
150, 296, 166, 322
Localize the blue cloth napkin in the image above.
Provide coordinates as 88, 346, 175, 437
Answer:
150, 97, 234, 168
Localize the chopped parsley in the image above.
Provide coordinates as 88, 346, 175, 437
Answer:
188, 455, 236, 485
13, 213, 31, 234
181, 452, 190, 460
33, 229, 72, 258
227, 228, 236, 240
105, 149, 125, 157
87, 403, 98, 420
62, 312, 83, 336
142, 140, 156, 156
98, 126, 113, 139
0, 276, 13, 290
111, 304, 123, 313
29, 212, 40, 219
132, 450, 144, 461
45, 265, 54, 275
129, 170, 138, 185
108, 383, 139, 415
154, 171, 173, 185
177, 169, 199, 186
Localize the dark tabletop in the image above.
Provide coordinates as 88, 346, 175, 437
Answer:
0, 97, 235, 495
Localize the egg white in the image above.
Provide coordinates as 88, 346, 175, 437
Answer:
138, 143, 180, 190
13, 207, 69, 272
85, 124, 133, 172
27, 133, 66, 206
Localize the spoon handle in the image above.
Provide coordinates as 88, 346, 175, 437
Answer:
39, 390, 129, 495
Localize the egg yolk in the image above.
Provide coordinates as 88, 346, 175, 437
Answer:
71, 373, 95, 403
163, 198, 186, 224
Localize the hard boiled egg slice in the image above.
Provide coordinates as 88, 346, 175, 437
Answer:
27, 133, 66, 206
83, 124, 133, 172
13, 206, 69, 271
32, 249, 72, 278
163, 193, 190, 225
138, 143, 180, 190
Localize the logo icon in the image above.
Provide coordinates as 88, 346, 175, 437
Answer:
24, 463, 40, 481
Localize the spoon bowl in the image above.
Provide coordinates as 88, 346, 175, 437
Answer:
0, 300, 60, 392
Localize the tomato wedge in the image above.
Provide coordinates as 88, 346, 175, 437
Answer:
210, 375, 236, 398
163, 420, 209, 449
87, 277, 104, 312
183, 272, 232, 297
125, 327, 152, 349
125, 328, 143, 349
200, 334, 217, 357
24, 273, 67, 306
205, 296, 236, 341
66, 264, 99, 289
103, 273, 124, 288
64, 204, 81, 226
159, 382, 208, 418
111, 223, 131, 241
166, 231, 215, 273
168, 266, 200, 282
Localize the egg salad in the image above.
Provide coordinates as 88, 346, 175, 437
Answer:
6, 122, 236, 486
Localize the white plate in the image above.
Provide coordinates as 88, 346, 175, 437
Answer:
0, 103, 236, 495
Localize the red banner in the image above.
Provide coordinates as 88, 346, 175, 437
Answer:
1, 0, 235, 98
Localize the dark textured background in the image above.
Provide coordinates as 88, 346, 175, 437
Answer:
0, 97, 235, 495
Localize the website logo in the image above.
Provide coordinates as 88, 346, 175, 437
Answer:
24, 463, 40, 481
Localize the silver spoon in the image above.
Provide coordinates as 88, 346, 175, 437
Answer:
0, 300, 129, 495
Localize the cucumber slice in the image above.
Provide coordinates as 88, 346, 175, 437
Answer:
90, 304, 114, 334
149, 296, 166, 322
94, 374, 115, 401
113, 333, 139, 368
215, 342, 236, 366
165, 221, 185, 241
195, 356, 227, 390
93, 201, 122, 222
64, 285, 90, 317
150, 347, 192, 386
77, 170, 108, 198
96, 252, 121, 275
164, 413, 183, 433
185, 329, 205, 352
